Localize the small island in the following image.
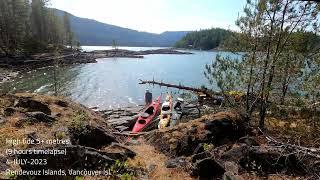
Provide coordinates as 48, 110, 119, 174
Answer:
0, 48, 192, 84
91, 48, 193, 59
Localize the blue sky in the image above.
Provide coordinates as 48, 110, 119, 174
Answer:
50, 0, 247, 34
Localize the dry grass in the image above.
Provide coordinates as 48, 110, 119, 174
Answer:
0, 93, 108, 154
0, 126, 25, 154
0, 93, 111, 179
240, 173, 306, 180
128, 139, 193, 180
264, 116, 320, 147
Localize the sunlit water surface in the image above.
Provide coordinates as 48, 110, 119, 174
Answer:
1, 46, 240, 109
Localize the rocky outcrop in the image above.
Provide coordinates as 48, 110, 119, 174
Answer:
144, 112, 249, 157
25, 111, 56, 124
14, 97, 51, 115
99, 106, 143, 131
3, 107, 16, 116
142, 111, 250, 179
0, 49, 191, 70
143, 110, 320, 179
0, 68, 19, 84
99, 104, 207, 132
0, 115, 6, 124
69, 125, 118, 148
0, 93, 134, 179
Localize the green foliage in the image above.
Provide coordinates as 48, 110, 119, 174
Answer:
174, 28, 232, 50
294, 98, 306, 107
63, 12, 74, 48
204, 54, 243, 92
303, 55, 320, 103
0, 0, 77, 56
7, 170, 17, 179
75, 176, 84, 180
69, 110, 90, 134
110, 159, 134, 179
55, 131, 66, 140
0, 0, 29, 55
121, 173, 133, 180
112, 39, 118, 50
203, 143, 214, 152
215, 0, 320, 128
300, 107, 313, 119
289, 31, 320, 54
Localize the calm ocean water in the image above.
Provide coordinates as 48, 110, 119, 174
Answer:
1, 46, 239, 109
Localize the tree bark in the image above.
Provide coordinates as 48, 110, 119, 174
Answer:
259, 8, 276, 130
246, 45, 257, 115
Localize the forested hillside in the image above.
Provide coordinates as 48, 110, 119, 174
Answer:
0, 0, 75, 56
54, 9, 189, 47
174, 28, 232, 50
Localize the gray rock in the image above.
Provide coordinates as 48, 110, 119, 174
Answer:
69, 125, 117, 148
103, 110, 114, 115
107, 117, 136, 127
115, 125, 129, 132
125, 139, 141, 146
223, 171, 244, 180
54, 100, 68, 107
0, 155, 9, 171
3, 107, 16, 116
14, 97, 51, 115
15, 117, 29, 128
109, 114, 120, 119
191, 157, 225, 178
52, 112, 62, 118
224, 161, 239, 174
26, 131, 38, 140
165, 157, 188, 168
148, 164, 157, 172
25, 111, 56, 124
54, 126, 69, 133
0, 116, 6, 124
109, 143, 137, 158
26, 131, 39, 147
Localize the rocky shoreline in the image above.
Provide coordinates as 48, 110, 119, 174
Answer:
97, 103, 228, 133
0, 93, 319, 179
0, 48, 192, 84
91, 48, 192, 59
0, 48, 192, 67
0, 68, 19, 84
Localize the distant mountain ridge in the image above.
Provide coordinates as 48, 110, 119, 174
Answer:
54, 9, 190, 47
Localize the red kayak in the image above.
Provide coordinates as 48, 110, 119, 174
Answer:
132, 96, 161, 133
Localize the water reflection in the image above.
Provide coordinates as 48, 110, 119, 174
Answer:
0, 48, 240, 109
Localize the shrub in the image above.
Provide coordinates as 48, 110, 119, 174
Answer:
110, 160, 134, 179
69, 110, 90, 134
300, 107, 312, 119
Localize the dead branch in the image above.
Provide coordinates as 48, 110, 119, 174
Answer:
265, 136, 320, 158
138, 79, 217, 97
258, 128, 320, 159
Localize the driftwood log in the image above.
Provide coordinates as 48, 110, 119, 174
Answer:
138, 79, 216, 97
